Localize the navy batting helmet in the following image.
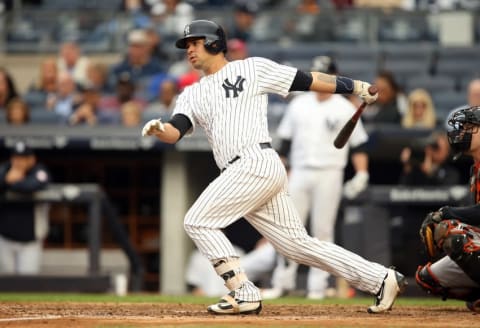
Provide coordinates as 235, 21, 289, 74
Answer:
446, 105, 480, 159
175, 20, 227, 54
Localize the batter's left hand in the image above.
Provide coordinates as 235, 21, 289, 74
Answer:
343, 171, 369, 199
142, 118, 165, 137
353, 80, 378, 104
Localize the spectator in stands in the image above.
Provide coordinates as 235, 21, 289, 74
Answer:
68, 85, 102, 126
400, 130, 460, 186
57, 41, 90, 88
26, 58, 58, 109
120, 101, 143, 127
468, 78, 480, 107
226, 38, 248, 61
86, 62, 110, 94
99, 72, 146, 115
149, 0, 194, 41
331, 0, 354, 10
226, 1, 259, 41
144, 79, 178, 118
402, 88, 437, 129
144, 26, 170, 63
0, 141, 50, 275
6, 98, 30, 125
46, 72, 81, 124
108, 29, 165, 90
0, 67, 19, 111
362, 70, 406, 125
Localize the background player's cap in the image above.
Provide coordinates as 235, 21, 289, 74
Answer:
311, 56, 337, 75
11, 141, 34, 156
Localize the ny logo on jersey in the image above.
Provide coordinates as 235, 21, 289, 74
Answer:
326, 118, 339, 131
222, 76, 246, 98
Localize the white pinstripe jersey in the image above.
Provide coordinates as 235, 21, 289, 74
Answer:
173, 57, 297, 169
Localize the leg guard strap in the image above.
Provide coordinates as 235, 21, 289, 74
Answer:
213, 258, 249, 291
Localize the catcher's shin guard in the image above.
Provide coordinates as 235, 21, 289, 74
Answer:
367, 268, 407, 313
415, 263, 446, 298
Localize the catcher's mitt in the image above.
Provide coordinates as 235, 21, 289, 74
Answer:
419, 210, 443, 258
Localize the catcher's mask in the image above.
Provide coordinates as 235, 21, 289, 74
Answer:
175, 20, 227, 55
447, 106, 480, 160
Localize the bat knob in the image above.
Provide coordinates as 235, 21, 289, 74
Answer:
368, 85, 378, 95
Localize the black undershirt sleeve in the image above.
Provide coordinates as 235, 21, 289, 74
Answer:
350, 141, 369, 154
443, 205, 480, 226
278, 139, 292, 158
168, 114, 193, 139
289, 70, 313, 92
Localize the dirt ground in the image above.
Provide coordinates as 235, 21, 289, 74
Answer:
0, 302, 477, 327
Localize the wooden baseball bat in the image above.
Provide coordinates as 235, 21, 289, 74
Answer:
333, 85, 378, 149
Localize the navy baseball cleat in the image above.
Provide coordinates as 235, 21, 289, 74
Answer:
207, 291, 262, 315
367, 268, 408, 313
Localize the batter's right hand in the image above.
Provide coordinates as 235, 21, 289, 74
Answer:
142, 118, 165, 137
353, 80, 378, 104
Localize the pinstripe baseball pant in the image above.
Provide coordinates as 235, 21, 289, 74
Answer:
184, 144, 386, 301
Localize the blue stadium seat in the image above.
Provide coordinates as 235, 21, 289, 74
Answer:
431, 90, 467, 121
29, 110, 62, 124
282, 43, 327, 60
405, 75, 456, 94
335, 59, 376, 83
248, 42, 285, 62
382, 60, 431, 88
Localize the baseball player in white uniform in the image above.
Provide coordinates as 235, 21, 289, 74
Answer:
262, 56, 370, 300
142, 20, 407, 315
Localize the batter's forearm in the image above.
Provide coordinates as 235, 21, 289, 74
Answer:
153, 123, 181, 144
310, 72, 336, 93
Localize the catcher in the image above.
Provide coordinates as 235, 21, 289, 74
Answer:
417, 105, 480, 313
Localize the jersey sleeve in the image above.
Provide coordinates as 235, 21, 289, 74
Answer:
253, 57, 297, 97
172, 86, 197, 136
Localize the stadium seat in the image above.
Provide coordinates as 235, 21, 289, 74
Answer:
29, 110, 62, 124
382, 60, 431, 89
248, 42, 285, 62
431, 90, 467, 121
335, 59, 376, 83
435, 60, 480, 90
405, 75, 456, 94
377, 11, 437, 42
282, 43, 327, 60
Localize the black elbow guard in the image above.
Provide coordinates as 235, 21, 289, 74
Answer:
289, 70, 313, 92
168, 114, 193, 139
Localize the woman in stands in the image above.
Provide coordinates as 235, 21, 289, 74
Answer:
402, 88, 437, 129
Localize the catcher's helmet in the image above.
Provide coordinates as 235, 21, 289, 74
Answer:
175, 20, 227, 54
446, 105, 480, 159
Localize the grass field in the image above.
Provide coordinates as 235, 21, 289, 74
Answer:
0, 292, 467, 306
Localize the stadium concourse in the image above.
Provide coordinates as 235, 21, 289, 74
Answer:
0, 1, 480, 298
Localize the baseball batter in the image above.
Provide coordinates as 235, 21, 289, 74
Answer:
417, 106, 480, 313
142, 20, 407, 315
262, 56, 370, 300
